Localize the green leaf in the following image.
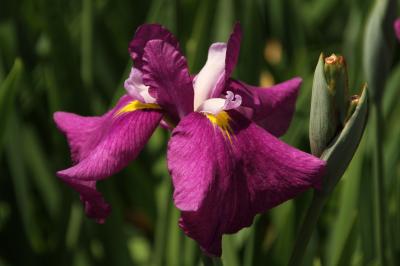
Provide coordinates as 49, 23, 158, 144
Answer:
183, 235, 198, 266
5, 112, 45, 252
152, 177, 172, 266
97, 181, 133, 266
309, 54, 338, 157
0, 58, 23, 148
383, 63, 400, 118
221, 235, 239, 266
213, 0, 234, 41
65, 203, 84, 250
326, 141, 365, 266
23, 127, 61, 219
81, 0, 93, 90
186, 0, 218, 72
363, 0, 396, 103
270, 202, 295, 266
166, 205, 182, 266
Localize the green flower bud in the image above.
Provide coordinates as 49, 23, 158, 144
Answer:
324, 54, 349, 124
309, 53, 368, 192
321, 86, 368, 193
309, 53, 349, 157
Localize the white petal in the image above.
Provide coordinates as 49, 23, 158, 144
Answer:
197, 91, 243, 115
124, 68, 156, 104
193, 43, 227, 110
139, 89, 157, 104
197, 98, 226, 115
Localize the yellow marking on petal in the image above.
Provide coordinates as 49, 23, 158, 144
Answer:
114, 100, 161, 117
205, 111, 234, 143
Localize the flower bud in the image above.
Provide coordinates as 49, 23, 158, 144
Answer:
309, 53, 349, 157
321, 86, 368, 193
324, 54, 349, 124
309, 52, 368, 192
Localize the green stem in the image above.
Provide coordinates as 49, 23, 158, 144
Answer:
243, 223, 256, 266
201, 253, 223, 266
152, 178, 172, 266
201, 254, 214, 266
372, 102, 386, 265
288, 191, 327, 266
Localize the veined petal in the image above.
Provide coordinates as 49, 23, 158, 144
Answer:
225, 23, 242, 78
54, 95, 132, 163
142, 39, 194, 121
55, 97, 162, 180
168, 111, 325, 256
228, 77, 302, 137
54, 95, 162, 222
129, 24, 179, 69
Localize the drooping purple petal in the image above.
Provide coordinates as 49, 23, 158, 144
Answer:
168, 111, 325, 256
228, 77, 302, 137
54, 95, 133, 163
55, 98, 162, 180
129, 24, 179, 69
59, 177, 111, 223
142, 39, 194, 121
394, 18, 400, 41
54, 95, 162, 222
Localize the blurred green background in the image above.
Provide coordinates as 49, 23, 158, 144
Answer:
0, 0, 399, 265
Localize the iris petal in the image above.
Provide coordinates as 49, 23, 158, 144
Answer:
54, 94, 162, 222
142, 39, 194, 121
129, 24, 179, 69
167, 111, 325, 256
228, 77, 302, 137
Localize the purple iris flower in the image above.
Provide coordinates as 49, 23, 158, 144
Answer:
394, 18, 400, 41
54, 23, 325, 256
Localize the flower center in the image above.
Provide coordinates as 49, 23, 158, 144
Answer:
223, 91, 242, 110
196, 91, 242, 115
206, 111, 233, 142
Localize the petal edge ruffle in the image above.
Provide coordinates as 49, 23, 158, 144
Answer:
129, 24, 179, 69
